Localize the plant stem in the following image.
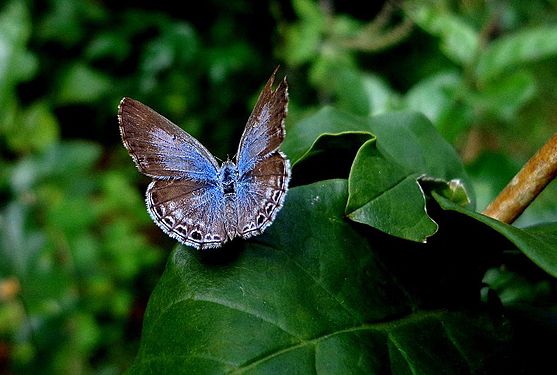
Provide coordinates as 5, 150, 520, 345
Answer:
483, 131, 557, 223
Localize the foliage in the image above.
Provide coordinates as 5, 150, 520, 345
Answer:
1, 0, 557, 373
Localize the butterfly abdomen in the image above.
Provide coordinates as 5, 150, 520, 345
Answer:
219, 161, 240, 239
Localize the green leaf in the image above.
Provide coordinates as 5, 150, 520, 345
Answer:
346, 140, 438, 242
281, 0, 324, 65
287, 109, 470, 190
404, 70, 472, 142
0, 202, 45, 277
283, 107, 371, 165
419, 177, 471, 208
289, 132, 374, 186
10, 141, 101, 194
405, 71, 461, 123
130, 180, 511, 373
410, 5, 479, 65
434, 193, 557, 278
367, 111, 471, 192
56, 63, 112, 104
5, 101, 60, 153
467, 70, 537, 121
286, 108, 471, 241
307, 62, 398, 117
476, 25, 557, 82
0, 0, 37, 120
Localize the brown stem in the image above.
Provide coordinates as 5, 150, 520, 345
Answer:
483, 131, 557, 223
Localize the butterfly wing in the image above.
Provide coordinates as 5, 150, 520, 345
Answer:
118, 97, 220, 179
236, 153, 290, 237
235, 69, 290, 237
118, 98, 227, 249
146, 179, 227, 249
236, 68, 288, 175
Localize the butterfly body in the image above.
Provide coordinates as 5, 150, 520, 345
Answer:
118, 69, 290, 249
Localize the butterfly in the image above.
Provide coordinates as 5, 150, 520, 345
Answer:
118, 69, 290, 249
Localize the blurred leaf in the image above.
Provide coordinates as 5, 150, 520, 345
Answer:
85, 31, 131, 62
0, 203, 45, 277
5, 101, 60, 153
361, 73, 400, 115
130, 180, 510, 374
308, 53, 357, 99
410, 4, 479, 65
347, 140, 438, 242
476, 25, 557, 82
314, 66, 398, 116
46, 197, 98, 235
0, 0, 37, 121
103, 220, 160, 280
0, 0, 35, 81
11, 141, 101, 193
140, 23, 198, 74
36, 0, 106, 47
469, 70, 537, 121
435, 194, 557, 278
99, 171, 152, 224
72, 312, 101, 353
281, 0, 324, 65
56, 63, 112, 104
404, 70, 472, 142
465, 152, 519, 212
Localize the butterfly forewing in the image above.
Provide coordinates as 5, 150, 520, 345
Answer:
118, 98, 219, 180
236, 69, 288, 176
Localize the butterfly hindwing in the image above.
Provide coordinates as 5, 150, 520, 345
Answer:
146, 179, 227, 249
236, 152, 290, 237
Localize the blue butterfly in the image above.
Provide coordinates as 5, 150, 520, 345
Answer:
118, 69, 290, 249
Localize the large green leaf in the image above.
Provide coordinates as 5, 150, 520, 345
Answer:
434, 193, 557, 278
346, 140, 438, 242
283, 107, 371, 165
285, 108, 471, 242
286, 108, 472, 195
129, 180, 511, 374
366, 111, 472, 192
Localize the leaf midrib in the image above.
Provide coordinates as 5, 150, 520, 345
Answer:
228, 309, 447, 374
